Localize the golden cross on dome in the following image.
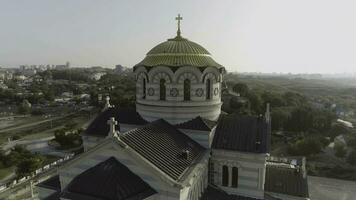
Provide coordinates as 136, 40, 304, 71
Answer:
175, 14, 183, 37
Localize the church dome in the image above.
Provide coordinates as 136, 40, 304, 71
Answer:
134, 35, 222, 69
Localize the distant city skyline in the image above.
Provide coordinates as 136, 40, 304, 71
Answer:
1, 0, 356, 73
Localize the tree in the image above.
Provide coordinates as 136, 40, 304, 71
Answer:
282, 92, 307, 107
246, 91, 262, 114
232, 83, 249, 97
288, 137, 322, 156
347, 150, 356, 165
334, 144, 347, 158
271, 109, 289, 131
17, 99, 31, 114
261, 92, 285, 107
16, 156, 44, 177
347, 133, 356, 150
54, 128, 82, 148
285, 107, 313, 132
329, 124, 350, 140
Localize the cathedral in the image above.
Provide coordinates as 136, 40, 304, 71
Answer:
36, 15, 309, 200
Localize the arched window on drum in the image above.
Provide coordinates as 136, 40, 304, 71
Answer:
142, 78, 146, 99
160, 79, 166, 100
206, 79, 211, 100
232, 167, 238, 188
184, 79, 191, 101
222, 165, 229, 187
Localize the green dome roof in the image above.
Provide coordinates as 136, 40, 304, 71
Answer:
134, 36, 223, 69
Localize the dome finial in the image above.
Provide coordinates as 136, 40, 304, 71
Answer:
175, 14, 183, 37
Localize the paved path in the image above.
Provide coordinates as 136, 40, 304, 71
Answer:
2, 136, 54, 151
2, 136, 70, 157
308, 176, 356, 200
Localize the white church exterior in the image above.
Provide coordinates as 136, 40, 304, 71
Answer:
36, 16, 309, 200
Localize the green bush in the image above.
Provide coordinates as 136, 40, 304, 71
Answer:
31, 109, 44, 116
288, 137, 322, 156
334, 144, 347, 158
16, 155, 44, 177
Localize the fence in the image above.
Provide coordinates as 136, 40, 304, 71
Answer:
0, 153, 74, 193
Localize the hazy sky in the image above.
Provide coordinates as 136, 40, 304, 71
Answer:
1, 0, 356, 73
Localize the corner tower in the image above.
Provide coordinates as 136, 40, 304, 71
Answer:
134, 15, 225, 124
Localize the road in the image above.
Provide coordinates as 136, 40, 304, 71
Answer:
0, 118, 54, 134
308, 176, 356, 200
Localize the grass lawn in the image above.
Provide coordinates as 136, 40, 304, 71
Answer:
0, 166, 15, 180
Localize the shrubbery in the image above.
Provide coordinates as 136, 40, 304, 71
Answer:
53, 125, 83, 149
347, 150, 356, 166
0, 145, 45, 177
334, 144, 347, 158
288, 137, 322, 156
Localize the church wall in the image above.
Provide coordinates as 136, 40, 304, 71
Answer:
210, 149, 267, 199
179, 152, 209, 200
59, 140, 182, 200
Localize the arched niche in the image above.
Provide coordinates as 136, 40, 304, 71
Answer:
148, 66, 174, 84
174, 66, 202, 83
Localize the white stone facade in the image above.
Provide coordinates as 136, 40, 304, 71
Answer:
210, 149, 268, 199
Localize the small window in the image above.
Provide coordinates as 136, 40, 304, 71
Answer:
160, 79, 166, 100
206, 79, 211, 100
232, 167, 238, 188
184, 79, 191, 101
142, 78, 146, 99
222, 165, 229, 187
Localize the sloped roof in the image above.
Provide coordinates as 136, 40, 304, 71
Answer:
43, 192, 60, 200
265, 160, 309, 198
62, 157, 156, 200
212, 114, 270, 153
37, 175, 61, 191
121, 119, 206, 181
84, 108, 147, 136
175, 116, 217, 131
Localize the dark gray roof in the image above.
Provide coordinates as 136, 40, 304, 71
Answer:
175, 116, 217, 131
265, 164, 309, 198
201, 185, 259, 200
62, 157, 156, 200
43, 192, 60, 200
85, 108, 147, 136
121, 119, 206, 181
212, 114, 270, 153
37, 175, 61, 191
